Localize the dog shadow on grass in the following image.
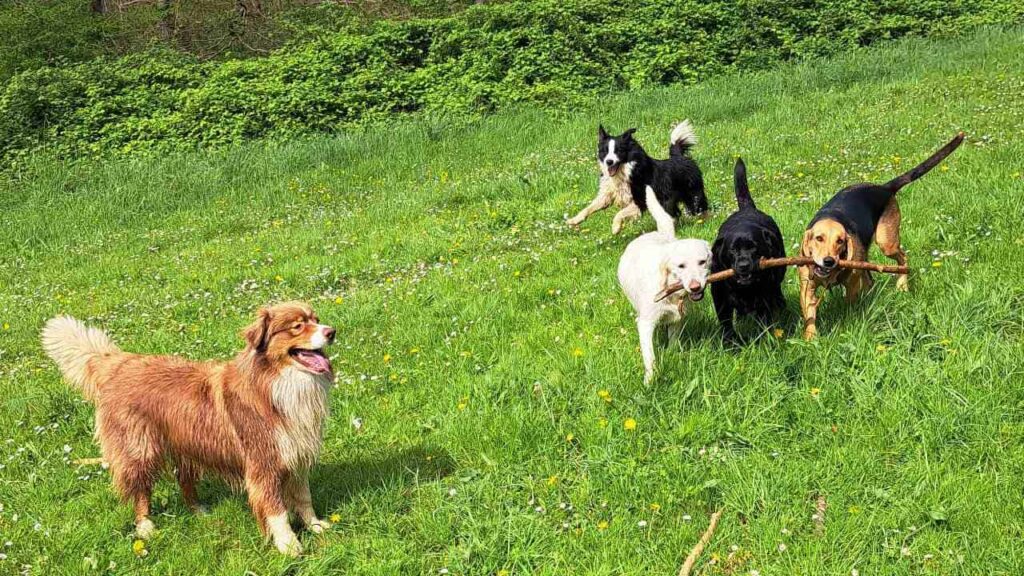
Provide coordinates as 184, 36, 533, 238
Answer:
310, 446, 455, 510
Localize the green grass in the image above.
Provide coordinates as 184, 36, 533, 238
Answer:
2, 26, 1024, 576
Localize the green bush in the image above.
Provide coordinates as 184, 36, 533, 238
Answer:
1, 0, 1021, 164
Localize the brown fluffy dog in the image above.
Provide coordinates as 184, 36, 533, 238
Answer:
42, 302, 336, 555
799, 133, 964, 339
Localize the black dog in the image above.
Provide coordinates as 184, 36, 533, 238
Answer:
711, 158, 786, 342
568, 121, 708, 235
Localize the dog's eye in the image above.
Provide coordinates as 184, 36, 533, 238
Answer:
291, 322, 303, 331
815, 235, 825, 243
698, 260, 707, 266
836, 238, 846, 245
677, 263, 686, 269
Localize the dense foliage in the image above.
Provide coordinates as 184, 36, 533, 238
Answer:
1, 0, 1020, 164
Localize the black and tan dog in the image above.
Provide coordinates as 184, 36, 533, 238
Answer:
711, 158, 786, 343
799, 132, 964, 339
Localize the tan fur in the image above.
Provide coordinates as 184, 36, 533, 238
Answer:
799, 208, 905, 339
41, 302, 335, 555
567, 163, 637, 233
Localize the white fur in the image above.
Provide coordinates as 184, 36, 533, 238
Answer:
618, 233, 711, 383
272, 367, 331, 472
568, 161, 636, 232
308, 324, 331, 349
645, 185, 676, 237
600, 139, 619, 177
41, 316, 119, 401
670, 119, 698, 148
135, 517, 156, 540
267, 512, 302, 556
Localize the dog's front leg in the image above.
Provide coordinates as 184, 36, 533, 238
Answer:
612, 203, 641, 234
567, 191, 612, 227
285, 472, 331, 534
637, 317, 658, 384
799, 268, 820, 340
247, 468, 302, 556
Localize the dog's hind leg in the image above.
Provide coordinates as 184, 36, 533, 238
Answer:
105, 415, 163, 539
612, 203, 642, 234
637, 318, 658, 384
175, 460, 206, 515
876, 198, 909, 291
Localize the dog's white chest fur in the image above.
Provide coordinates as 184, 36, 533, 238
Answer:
600, 162, 635, 207
271, 367, 331, 471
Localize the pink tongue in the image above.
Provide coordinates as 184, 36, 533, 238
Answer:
295, 350, 331, 373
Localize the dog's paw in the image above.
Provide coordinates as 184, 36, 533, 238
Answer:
895, 276, 909, 292
308, 518, 332, 534
135, 518, 157, 540
274, 532, 303, 557
566, 217, 583, 228
803, 327, 818, 341
611, 221, 623, 234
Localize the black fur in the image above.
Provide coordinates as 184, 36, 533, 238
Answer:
710, 158, 786, 342
808, 132, 966, 249
597, 124, 708, 218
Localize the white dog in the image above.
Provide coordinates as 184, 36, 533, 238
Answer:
618, 218, 712, 383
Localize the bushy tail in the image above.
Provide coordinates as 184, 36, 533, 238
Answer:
733, 157, 755, 209
41, 316, 119, 402
669, 120, 698, 157
884, 132, 965, 192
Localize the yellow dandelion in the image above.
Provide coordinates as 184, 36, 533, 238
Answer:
597, 520, 609, 531
876, 344, 888, 353
274, 275, 284, 282
939, 338, 952, 347
848, 505, 861, 514
650, 503, 661, 512
329, 513, 341, 523
598, 417, 608, 428
514, 270, 521, 277
772, 328, 784, 339
2, 323, 8, 330
457, 397, 468, 411
597, 389, 610, 399
565, 433, 575, 443
383, 354, 392, 363
623, 418, 637, 431
132, 540, 147, 556
410, 347, 420, 354
334, 296, 344, 304
547, 475, 558, 486
932, 261, 943, 268
796, 172, 805, 178
810, 387, 821, 397
460, 350, 472, 357
497, 570, 510, 576
941, 165, 949, 172
572, 348, 584, 358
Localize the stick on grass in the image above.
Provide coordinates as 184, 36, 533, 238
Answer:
677, 509, 723, 576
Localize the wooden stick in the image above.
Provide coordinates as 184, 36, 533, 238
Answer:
655, 257, 910, 302
72, 457, 106, 466
678, 509, 723, 576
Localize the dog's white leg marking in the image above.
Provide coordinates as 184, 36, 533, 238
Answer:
135, 517, 156, 540
567, 188, 613, 226
267, 512, 303, 556
645, 186, 676, 238
287, 474, 330, 533
637, 317, 658, 384
611, 203, 641, 234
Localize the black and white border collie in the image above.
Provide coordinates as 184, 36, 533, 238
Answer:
567, 121, 708, 236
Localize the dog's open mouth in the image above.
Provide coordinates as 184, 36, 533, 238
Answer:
813, 265, 834, 278
606, 164, 619, 177
688, 288, 705, 302
290, 348, 332, 374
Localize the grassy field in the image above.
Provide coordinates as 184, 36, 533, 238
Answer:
2, 27, 1024, 576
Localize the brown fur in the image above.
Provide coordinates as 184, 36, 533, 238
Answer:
799, 206, 906, 339
42, 302, 336, 555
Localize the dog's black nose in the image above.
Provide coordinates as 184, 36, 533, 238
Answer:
605, 158, 614, 166
823, 257, 836, 268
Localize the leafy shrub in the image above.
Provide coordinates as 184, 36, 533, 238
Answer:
1, 0, 1020, 164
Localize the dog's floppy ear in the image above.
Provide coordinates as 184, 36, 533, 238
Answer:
598, 124, 609, 139
760, 229, 779, 252
800, 228, 814, 257
711, 237, 727, 262
242, 307, 272, 352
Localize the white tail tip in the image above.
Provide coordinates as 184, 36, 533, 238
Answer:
670, 120, 698, 148
41, 316, 118, 401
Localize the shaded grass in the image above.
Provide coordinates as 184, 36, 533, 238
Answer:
1, 27, 1023, 575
